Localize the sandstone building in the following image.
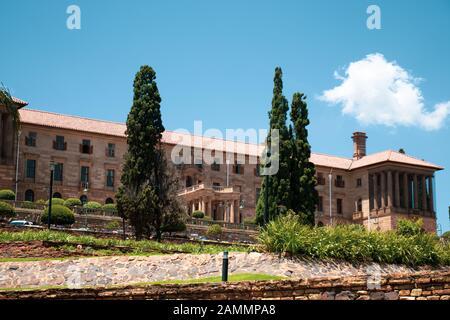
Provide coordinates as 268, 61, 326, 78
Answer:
0, 99, 443, 232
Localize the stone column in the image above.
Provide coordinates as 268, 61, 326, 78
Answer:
380, 171, 386, 208
201, 197, 205, 213
421, 175, 428, 211
191, 201, 195, 214
208, 199, 212, 217
413, 174, 419, 209
373, 173, 379, 210
403, 173, 409, 209
394, 171, 400, 208
230, 200, 235, 223
387, 170, 393, 208
428, 176, 434, 213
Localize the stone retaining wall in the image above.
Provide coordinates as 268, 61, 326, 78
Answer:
1, 270, 449, 300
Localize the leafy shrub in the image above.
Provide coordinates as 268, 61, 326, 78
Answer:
396, 218, 424, 237
36, 199, 46, 205
20, 201, 39, 209
243, 217, 256, 225
105, 220, 121, 230
442, 231, 450, 242
64, 198, 82, 208
258, 212, 450, 266
40, 205, 75, 226
0, 189, 15, 200
45, 198, 65, 206
206, 224, 222, 237
162, 220, 187, 233
0, 201, 15, 218
103, 203, 118, 214
192, 211, 204, 219
84, 201, 102, 209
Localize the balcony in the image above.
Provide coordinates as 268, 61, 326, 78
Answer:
178, 183, 235, 196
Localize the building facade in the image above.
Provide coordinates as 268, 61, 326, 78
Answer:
0, 99, 443, 232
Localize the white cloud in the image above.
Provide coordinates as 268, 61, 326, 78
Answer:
319, 53, 450, 131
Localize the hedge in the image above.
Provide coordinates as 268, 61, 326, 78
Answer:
102, 203, 117, 213
84, 201, 102, 209
192, 211, 204, 219
40, 205, 75, 226
64, 198, 82, 208
0, 189, 15, 200
0, 201, 15, 218
45, 198, 65, 206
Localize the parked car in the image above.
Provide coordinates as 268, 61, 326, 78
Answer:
9, 220, 33, 227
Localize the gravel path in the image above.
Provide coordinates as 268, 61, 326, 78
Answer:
0, 253, 447, 289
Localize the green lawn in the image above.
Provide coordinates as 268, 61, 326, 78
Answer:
0, 273, 284, 292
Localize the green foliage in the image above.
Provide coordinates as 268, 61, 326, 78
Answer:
63, 198, 82, 208
256, 68, 317, 226
0, 189, 15, 200
192, 211, 204, 219
105, 220, 121, 230
0, 201, 15, 218
0, 230, 250, 255
83, 201, 102, 209
36, 199, 46, 205
40, 205, 75, 226
102, 203, 118, 214
21, 201, 38, 209
258, 212, 450, 266
396, 218, 424, 237
45, 198, 65, 206
0, 85, 20, 132
161, 220, 186, 233
243, 217, 256, 225
117, 65, 185, 240
206, 224, 223, 237
441, 231, 450, 242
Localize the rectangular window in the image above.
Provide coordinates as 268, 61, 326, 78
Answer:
81, 166, 89, 183
337, 198, 343, 214
318, 196, 323, 212
26, 159, 36, 178
54, 136, 66, 150
234, 163, 244, 174
107, 143, 115, 157
211, 161, 220, 171
317, 172, 326, 185
54, 163, 63, 181
25, 132, 37, 147
335, 175, 345, 188
255, 164, 260, 177
80, 139, 92, 154
356, 178, 362, 187
106, 169, 115, 187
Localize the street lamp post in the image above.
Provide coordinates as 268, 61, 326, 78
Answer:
328, 171, 333, 226
48, 161, 55, 229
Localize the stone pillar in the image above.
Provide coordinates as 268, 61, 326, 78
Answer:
403, 173, 409, 209
428, 176, 434, 213
373, 173, 379, 210
380, 171, 386, 208
208, 199, 212, 217
235, 200, 240, 223
230, 200, 235, 223
201, 198, 205, 213
394, 171, 400, 208
413, 174, 419, 209
421, 175, 427, 211
387, 170, 393, 207
191, 201, 195, 214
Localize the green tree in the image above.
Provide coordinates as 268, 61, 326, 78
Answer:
116, 66, 184, 240
289, 92, 318, 225
0, 85, 20, 131
256, 67, 291, 224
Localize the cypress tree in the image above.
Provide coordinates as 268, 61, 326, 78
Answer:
117, 66, 184, 240
289, 92, 318, 225
256, 67, 292, 224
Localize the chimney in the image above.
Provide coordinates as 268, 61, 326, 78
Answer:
352, 132, 367, 160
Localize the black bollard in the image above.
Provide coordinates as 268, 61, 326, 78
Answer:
222, 251, 229, 282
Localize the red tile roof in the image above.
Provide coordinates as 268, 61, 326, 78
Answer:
12, 96, 28, 107
18, 108, 443, 171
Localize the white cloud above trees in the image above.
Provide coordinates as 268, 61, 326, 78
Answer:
320, 53, 450, 131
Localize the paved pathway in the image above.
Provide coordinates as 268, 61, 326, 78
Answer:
0, 253, 447, 289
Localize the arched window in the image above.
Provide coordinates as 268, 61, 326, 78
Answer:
53, 192, 62, 199
186, 176, 193, 187
105, 197, 114, 204
25, 189, 34, 202
317, 221, 324, 227
80, 195, 88, 204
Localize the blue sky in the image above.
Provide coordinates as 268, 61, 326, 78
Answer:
1, 0, 449, 232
